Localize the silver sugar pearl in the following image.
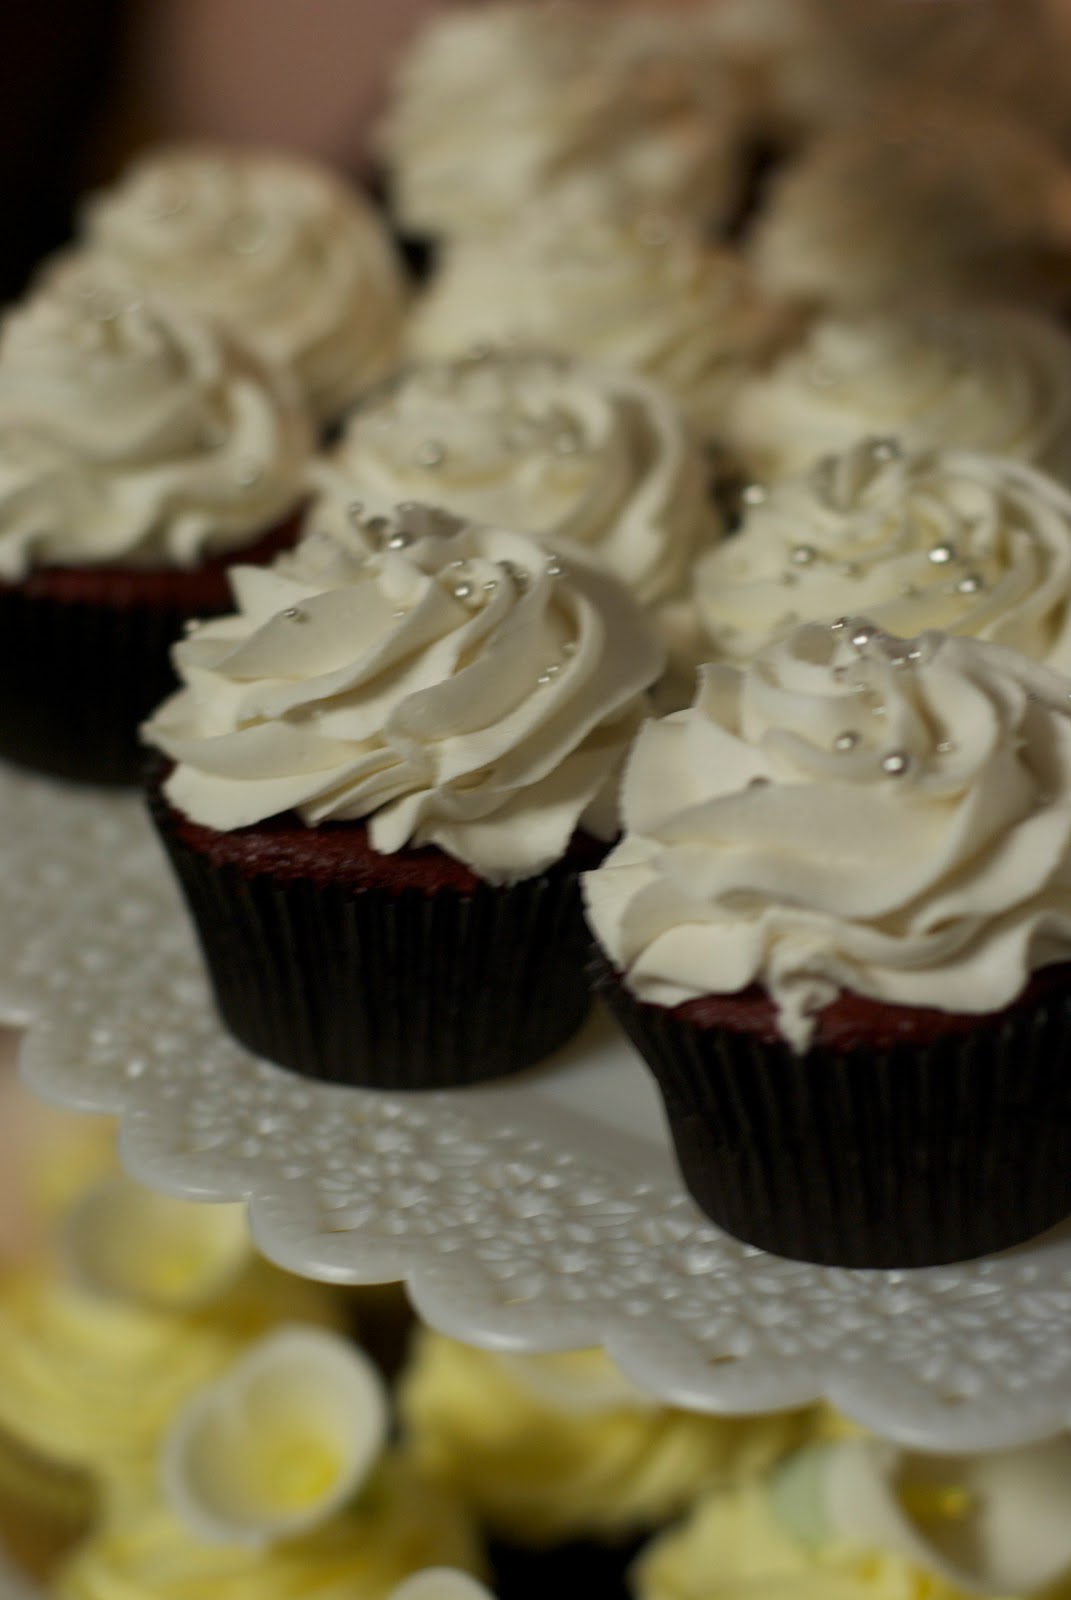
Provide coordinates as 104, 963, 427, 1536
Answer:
483, 579, 499, 595
928, 543, 956, 566
936, 740, 955, 755
741, 484, 766, 507
833, 731, 861, 752
850, 624, 877, 649
956, 573, 984, 595
282, 607, 305, 622
881, 750, 911, 776
791, 544, 818, 566
418, 439, 446, 468
385, 531, 413, 550
869, 436, 901, 463
545, 557, 566, 577
830, 617, 849, 631
453, 581, 475, 601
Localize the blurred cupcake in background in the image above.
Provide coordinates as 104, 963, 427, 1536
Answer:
633, 1433, 1071, 1600
56, 144, 408, 429
0, 269, 312, 784
378, 1, 748, 252
724, 304, 1071, 486
748, 102, 1071, 317
398, 1329, 813, 1548
410, 206, 788, 446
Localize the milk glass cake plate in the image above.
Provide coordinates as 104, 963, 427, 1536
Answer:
4, 760, 1071, 1452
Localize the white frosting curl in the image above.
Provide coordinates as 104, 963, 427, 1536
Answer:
697, 439, 1071, 672
145, 508, 664, 882
69, 145, 407, 422
381, 3, 743, 237
584, 619, 1071, 1052
725, 306, 1071, 484
0, 276, 311, 579
410, 211, 784, 439
313, 351, 720, 605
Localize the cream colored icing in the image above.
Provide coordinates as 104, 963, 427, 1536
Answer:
633, 1471, 1037, 1600
380, 3, 743, 238
410, 211, 784, 439
51, 1457, 483, 1600
68, 145, 407, 423
398, 1329, 811, 1546
583, 619, 1071, 1053
725, 307, 1071, 484
312, 351, 721, 605
144, 508, 663, 882
696, 439, 1071, 672
0, 274, 310, 579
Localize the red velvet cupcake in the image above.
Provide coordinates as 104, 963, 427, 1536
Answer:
142, 504, 664, 1088
0, 272, 312, 784
585, 618, 1071, 1267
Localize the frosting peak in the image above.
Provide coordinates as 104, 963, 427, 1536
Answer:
0, 273, 311, 578
144, 507, 664, 882
584, 619, 1071, 1051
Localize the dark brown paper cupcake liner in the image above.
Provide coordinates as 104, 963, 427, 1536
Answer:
591, 954, 1071, 1269
0, 515, 300, 787
148, 781, 597, 1089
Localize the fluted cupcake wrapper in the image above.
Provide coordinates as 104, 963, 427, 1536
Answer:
591, 955, 1071, 1269
149, 790, 594, 1089
0, 585, 190, 787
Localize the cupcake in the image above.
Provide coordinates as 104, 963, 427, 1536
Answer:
379, 2, 746, 247
724, 304, 1071, 485
410, 207, 786, 442
0, 273, 312, 785
584, 619, 1071, 1267
399, 1330, 811, 1547
143, 505, 663, 1088
312, 350, 722, 608
55, 144, 408, 427
748, 103, 1071, 315
634, 1436, 1071, 1600
695, 438, 1071, 671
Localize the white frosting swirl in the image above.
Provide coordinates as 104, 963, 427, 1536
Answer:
410, 212, 784, 439
0, 275, 311, 579
584, 620, 1071, 1052
145, 507, 664, 882
312, 352, 721, 605
697, 440, 1071, 671
725, 307, 1071, 485
68, 146, 407, 423
381, 3, 744, 238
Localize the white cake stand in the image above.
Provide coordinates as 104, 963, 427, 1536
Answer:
5, 762, 1071, 1452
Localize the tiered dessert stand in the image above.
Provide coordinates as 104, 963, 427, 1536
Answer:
4, 761, 1071, 1456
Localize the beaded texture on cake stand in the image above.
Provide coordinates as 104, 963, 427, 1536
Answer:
3, 762, 1071, 1452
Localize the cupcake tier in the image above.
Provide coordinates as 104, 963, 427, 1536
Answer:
5, 762, 1071, 1452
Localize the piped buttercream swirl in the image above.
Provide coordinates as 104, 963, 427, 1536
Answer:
584, 619, 1071, 1051
314, 352, 720, 605
696, 439, 1071, 671
725, 306, 1071, 484
0, 275, 311, 579
66, 145, 407, 423
144, 507, 663, 882
410, 210, 783, 439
